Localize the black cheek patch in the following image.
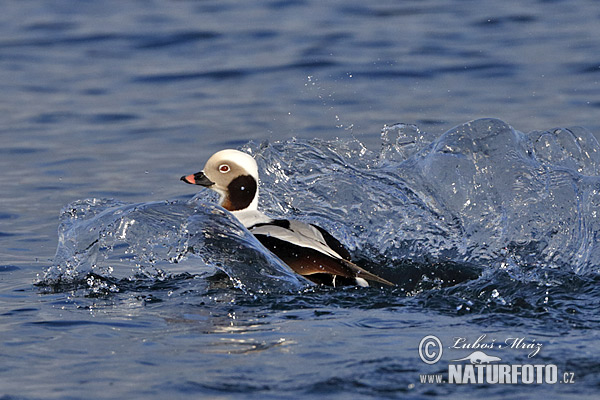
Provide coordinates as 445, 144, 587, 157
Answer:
225, 175, 257, 211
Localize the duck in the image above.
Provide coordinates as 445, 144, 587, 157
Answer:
181, 149, 393, 287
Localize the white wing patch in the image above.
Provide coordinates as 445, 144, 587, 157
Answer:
250, 220, 344, 260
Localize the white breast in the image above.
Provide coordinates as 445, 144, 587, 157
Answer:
232, 209, 272, 228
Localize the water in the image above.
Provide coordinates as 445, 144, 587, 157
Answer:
2, 1, 600, 398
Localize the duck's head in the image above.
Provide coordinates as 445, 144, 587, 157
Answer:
181, 149, 259, 212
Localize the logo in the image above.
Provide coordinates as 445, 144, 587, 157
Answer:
418, 335, 443, 364
417, 334, 576, 385
451, 350, 501, 364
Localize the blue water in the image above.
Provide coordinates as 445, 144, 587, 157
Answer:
2, 1, 600, 399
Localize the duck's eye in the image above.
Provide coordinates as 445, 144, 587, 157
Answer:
219, 164, 230, 173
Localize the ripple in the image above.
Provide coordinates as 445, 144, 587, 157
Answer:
134, 31, 220, 49
132, 60, 338, 83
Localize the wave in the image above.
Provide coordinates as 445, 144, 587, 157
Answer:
42, 118, 600, 298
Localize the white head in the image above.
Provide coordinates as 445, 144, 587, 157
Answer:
181, 149, 259, 212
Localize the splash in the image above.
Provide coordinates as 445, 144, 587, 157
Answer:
248, 119, 600, 275
43, 118, 600, 297
44, 198, 309, 294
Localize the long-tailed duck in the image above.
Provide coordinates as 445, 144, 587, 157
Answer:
181, 149, 393, 287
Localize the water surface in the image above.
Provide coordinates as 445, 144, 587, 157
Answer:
2, 1, 600, 399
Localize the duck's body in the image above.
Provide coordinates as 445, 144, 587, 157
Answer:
181, 149, 392, 287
